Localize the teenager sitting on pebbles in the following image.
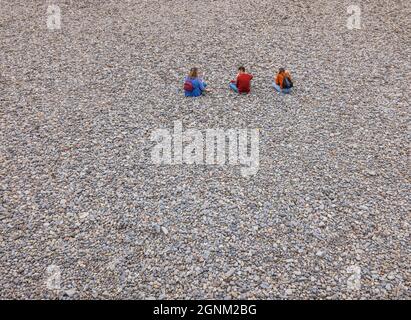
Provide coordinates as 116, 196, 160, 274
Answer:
229, 66, 254, 94
273, 67, 293, 94
183, 67, 210, 97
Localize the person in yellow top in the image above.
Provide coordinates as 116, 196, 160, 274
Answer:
273, 68, 293, 94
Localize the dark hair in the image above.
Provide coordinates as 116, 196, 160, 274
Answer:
279, 67, 285, 73
238, 66, 246, 72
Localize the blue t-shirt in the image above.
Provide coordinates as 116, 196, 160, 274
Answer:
184, 77, 206, 97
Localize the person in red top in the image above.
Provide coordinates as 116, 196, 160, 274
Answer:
229, 66, 253, 94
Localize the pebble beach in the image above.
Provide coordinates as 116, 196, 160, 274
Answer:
0, 0, 410, 299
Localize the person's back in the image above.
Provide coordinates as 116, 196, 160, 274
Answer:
184, 67, 207, 97
229, 66, 253, 94
274, 68, 293, 93
275, 72, 284, 88
237, 73, 253, 94
184, 77, 205, 97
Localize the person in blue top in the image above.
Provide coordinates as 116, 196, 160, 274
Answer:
184, 67, 209, 97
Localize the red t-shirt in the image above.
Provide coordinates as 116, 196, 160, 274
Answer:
236, 73, 253, 93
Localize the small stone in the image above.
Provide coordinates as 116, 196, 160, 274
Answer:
366, 169, 377, 176
64, 288, 76, 297
387, 272, 395, 280
153, 224, 161, 233
225, 269, 235, 279
78, 212, 89, 219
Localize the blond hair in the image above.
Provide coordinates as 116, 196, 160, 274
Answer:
188, 67, 198, 78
